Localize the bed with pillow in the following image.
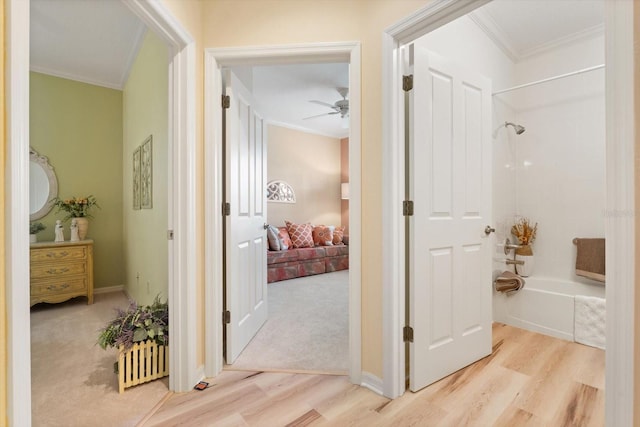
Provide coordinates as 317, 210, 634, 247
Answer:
266, 221, 349, 283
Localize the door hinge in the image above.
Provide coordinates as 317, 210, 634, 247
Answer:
403, 74, 414, 92
222, 95, 230, 109
223, 202, 231, 216
167, 230, 174, 240
403, 325, 414, 343
223, 310, 231, 324
403, 200, 414, 216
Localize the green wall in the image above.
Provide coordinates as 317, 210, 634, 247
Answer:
122, 30, 169, 305
30, 72, 124, 289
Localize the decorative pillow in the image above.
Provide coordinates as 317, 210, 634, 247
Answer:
285, 221, 314, 248
277, 227, 292, 250
312, 225, 334, 246
333, 226, 345, 245
266, 225, 281, 251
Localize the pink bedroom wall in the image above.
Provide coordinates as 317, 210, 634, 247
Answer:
267, 124, 342, 228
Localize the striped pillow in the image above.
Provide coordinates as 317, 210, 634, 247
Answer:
266, 225, 281, 251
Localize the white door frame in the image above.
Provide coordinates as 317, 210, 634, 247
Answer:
204, 42, 362, 385
123, 0, 201, 394
6, 0, 199, 423
382, 1, 635, 425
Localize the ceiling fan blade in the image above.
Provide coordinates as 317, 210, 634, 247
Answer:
309, 100, 338, 110
303, 112, 339, 120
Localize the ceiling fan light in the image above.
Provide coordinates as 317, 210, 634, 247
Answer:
341, 115, 349, 129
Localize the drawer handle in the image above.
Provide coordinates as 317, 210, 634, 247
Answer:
46, 267, 70, 275
46, 283, 70, 291
46, 251, 69, 259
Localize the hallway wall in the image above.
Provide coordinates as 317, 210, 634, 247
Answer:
122, 30, 169, 305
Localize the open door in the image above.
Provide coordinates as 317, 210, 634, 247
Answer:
224, 70, 268, 364
408, 43, 493, 391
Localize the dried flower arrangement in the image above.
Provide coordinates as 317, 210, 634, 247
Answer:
511, 217, 538, 255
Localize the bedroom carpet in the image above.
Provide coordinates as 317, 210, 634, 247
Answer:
30, 292, 169, 427
228, 270, 349, 373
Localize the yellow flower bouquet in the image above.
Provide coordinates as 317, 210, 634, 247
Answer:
53, 195, 100, 220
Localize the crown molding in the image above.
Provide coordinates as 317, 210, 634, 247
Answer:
469, 10, 604, 64
119, 23, 147, 88
519, 23, 604, 60
468, 9, 520, 62
29, 65, 124, 90
266, 119, 349, 139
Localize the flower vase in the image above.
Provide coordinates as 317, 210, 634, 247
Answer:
30, 234, 37, 244
515, 244, 534, 277
74, 217, 89, 240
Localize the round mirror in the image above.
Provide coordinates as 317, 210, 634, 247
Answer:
30, 147, 58, 221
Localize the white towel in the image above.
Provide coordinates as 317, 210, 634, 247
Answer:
574, 295, 606, 350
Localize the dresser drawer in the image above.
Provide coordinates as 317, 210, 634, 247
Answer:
31, 262, 87, 279
31, 277, 87, 296
31, 246, 87, 263
30, 240, 94, 306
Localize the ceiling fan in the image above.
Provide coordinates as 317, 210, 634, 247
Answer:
304, 87, 349, 120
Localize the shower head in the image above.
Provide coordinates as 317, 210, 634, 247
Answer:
505, 121, 525, 135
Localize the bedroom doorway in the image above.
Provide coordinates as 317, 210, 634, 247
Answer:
224, 62, 351, 373
204, 43, 362, 385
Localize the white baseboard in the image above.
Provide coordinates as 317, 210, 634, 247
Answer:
360, 371, 384, 396
93, 285, 125, 295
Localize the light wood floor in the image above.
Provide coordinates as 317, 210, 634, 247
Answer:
141, 323, 604, 426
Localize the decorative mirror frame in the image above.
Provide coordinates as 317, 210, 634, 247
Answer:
30, 147, 58, 221
266, 180, 296, 203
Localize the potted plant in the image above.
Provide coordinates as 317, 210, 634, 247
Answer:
98, 296, 169, 393
511, 217, 538, 277
53, 195, 100, 240
29, 222, 46, 243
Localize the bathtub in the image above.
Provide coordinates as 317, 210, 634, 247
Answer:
493, 276, 605, 342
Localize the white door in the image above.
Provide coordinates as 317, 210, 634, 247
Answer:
224, 70, 268, 364
408, 43, 493, 391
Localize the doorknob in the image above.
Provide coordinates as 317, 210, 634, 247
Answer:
263, 223, 269, 230
484, 225, 495, 235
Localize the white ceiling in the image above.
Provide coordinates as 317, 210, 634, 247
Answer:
30, 0, 604, 138
30, 0, 145, 90
231, 63, 350, 139
471, 0, 604, 62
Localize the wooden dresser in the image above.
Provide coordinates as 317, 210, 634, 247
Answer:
30, 240, 94, 306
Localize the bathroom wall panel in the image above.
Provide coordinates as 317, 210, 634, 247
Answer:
513, 34, 605, 283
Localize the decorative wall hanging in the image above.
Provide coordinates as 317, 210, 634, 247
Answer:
133, 146, 141, 210
267, 180, 296, 203
141, 135, 153, 209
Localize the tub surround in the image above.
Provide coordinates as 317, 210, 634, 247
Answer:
494, 276, 605, 343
